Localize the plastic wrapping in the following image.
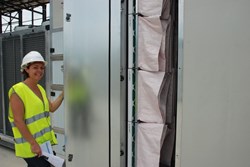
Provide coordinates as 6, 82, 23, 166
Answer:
138, 16, 163, 71
138, 0, 163, 16
138, 71, 165, 123
136, 0, 176, 166
159, 18, 171, 72
136, 123, 164, 167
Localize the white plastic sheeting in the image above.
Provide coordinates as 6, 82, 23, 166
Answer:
138, 0, 163, 16
138, 71, 165, 123
138, 16, 163, 71
136, 0, 176, 167
136, 123, 164, 167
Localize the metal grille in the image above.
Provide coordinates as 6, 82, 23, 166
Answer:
0, 48, 2, 133
2, 36, 21, 136
23, 32, 46, 87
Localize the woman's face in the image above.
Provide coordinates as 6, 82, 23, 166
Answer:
25, 62, 45, 81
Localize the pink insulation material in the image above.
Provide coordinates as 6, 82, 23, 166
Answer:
136, 123, 164, 167
138, 70, 165, 123
138, 0, 163, 16
138, 16, 163, 71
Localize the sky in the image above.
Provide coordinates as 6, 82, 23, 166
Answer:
1, 4, 50, 33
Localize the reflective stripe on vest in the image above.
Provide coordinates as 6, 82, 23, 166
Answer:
10, 112, 49, 127
14, 126, 53, 144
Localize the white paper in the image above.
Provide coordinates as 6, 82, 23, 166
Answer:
40, 141, 53, 155
40, 141, 65, 167
42, 152, 65, 167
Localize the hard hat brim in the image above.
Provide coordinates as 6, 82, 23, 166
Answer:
20, 61, 47, 72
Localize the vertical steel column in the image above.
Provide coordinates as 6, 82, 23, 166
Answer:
31, 8, 34, 26
120, 0, 128, 166
0, 13, 2, 33
9, 13, 12, 32
175, 0, 184, 166
0, 37, 4, 132
18, 10, 22, 26
110, 0, 121, 166
127, 0, 138, 166
42, 5, 47, 22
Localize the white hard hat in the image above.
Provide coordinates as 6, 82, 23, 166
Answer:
21, 51, 47, 72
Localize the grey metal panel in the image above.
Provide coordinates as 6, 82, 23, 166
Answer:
178, 1, 250, 167
127, 0, 138, 166
110, 0, 121, 166
49, 28, 65, 156
0, 37, 3, 133
64, 0, 111, 166
23, 32, 46, 87
23, 32, 46, 57
120, 0, 128, 166
2, 36, 21, 136
51, 31, 64, 54
50, 0, 64, 29
175, 0, 184, 166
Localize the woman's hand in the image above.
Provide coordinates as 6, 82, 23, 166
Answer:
31, 142, 42, 157
49, 91, 64, 112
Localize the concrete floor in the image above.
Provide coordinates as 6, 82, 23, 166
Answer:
0, 145, 26, 167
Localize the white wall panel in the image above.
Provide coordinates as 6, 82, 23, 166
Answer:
177, 1, 250, 167
64, 0, 121, 166
64, 1, 109, 165
51, 0, 64, 29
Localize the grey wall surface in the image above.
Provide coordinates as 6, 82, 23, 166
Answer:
64, 0, 120, 166
177, 0, 250, 167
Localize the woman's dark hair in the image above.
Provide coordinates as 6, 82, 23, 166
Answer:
22, 64, 30, 78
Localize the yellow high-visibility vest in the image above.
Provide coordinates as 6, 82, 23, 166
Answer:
8, 82, 57, 158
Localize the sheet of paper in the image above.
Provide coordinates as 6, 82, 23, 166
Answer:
40, 141, 53, 154
40, 141, 65, 167
42, 152, 65, 167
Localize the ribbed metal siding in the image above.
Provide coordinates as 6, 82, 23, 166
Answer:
0, 42, 2, 133
23, 32, 46, 87
0, 79, 2, 133
2, 36, 21, 136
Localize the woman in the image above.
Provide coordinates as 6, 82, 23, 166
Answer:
8, 51, 64, 167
